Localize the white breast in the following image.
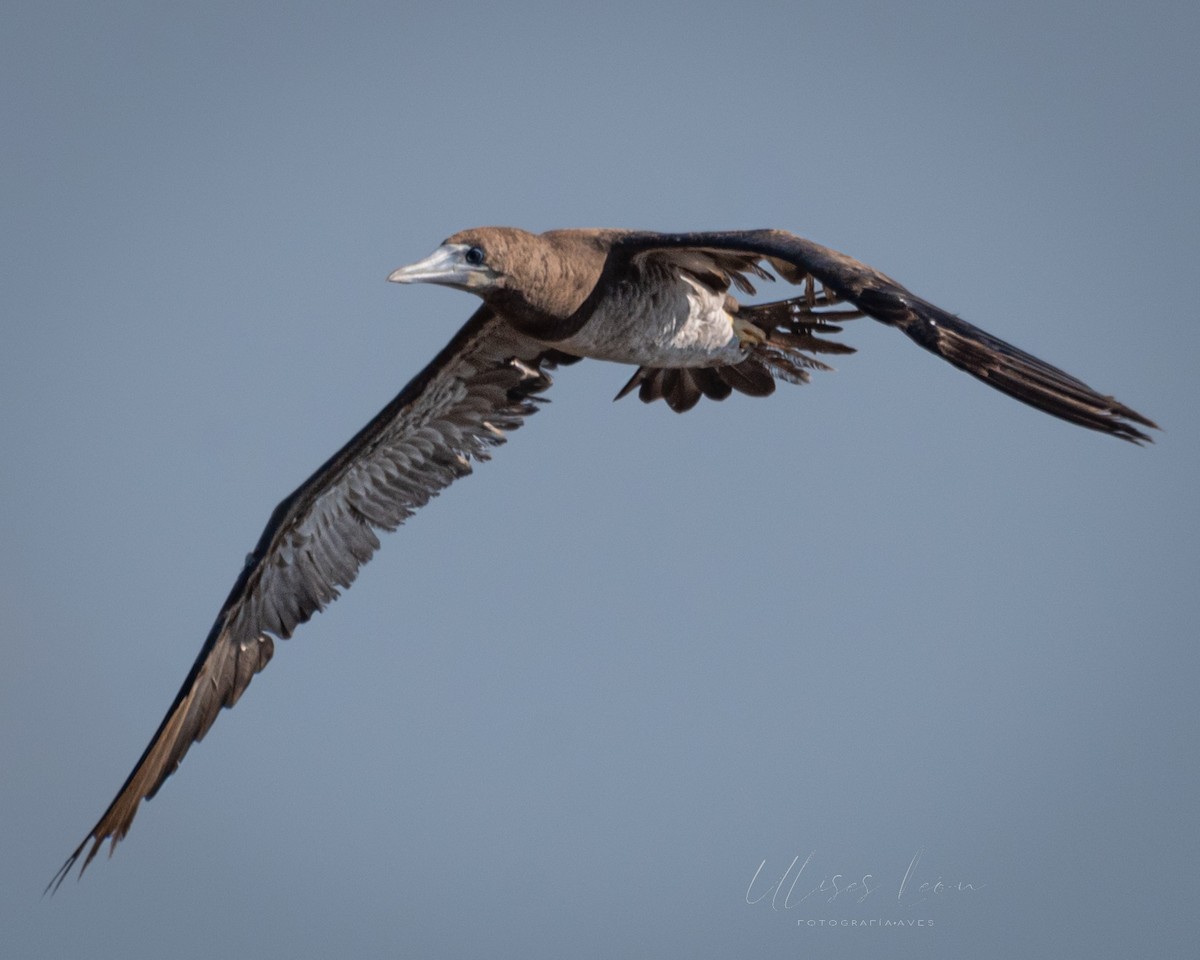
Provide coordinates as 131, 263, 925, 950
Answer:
557, 274, 747, 368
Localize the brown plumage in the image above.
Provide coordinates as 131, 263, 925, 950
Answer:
50, 227, 1155, 893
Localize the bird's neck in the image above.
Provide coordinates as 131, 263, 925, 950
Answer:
490, 232, 612, 341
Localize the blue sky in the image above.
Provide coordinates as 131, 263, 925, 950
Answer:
3, 2, 1197, 957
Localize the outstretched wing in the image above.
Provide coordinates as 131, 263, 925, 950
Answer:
608, 229, 1156, 442
50, 307, 575, 891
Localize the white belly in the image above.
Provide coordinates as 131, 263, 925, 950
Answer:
556, 275, 748, 367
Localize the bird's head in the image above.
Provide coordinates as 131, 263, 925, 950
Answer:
388, 227, 608, 329
387, 227, 529, 295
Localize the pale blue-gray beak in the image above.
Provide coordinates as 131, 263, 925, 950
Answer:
388, 244, 482, 288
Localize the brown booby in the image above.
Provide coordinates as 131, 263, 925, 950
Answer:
50, 227, 1156, 890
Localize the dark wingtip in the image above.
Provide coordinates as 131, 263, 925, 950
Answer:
44, 847, 84, 898
45, 831, 111, 897
1112, 416, 1159, 446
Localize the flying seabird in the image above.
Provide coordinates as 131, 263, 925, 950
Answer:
50, 227, 1156, 890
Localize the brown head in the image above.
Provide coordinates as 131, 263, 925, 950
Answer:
388, 227, 611, 335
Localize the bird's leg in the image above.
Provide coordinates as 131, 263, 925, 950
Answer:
732, 314, 768, 347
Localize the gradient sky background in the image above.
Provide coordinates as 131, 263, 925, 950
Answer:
3, 1, 1197, 957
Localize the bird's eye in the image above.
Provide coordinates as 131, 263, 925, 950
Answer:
464, 246, 485, 266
